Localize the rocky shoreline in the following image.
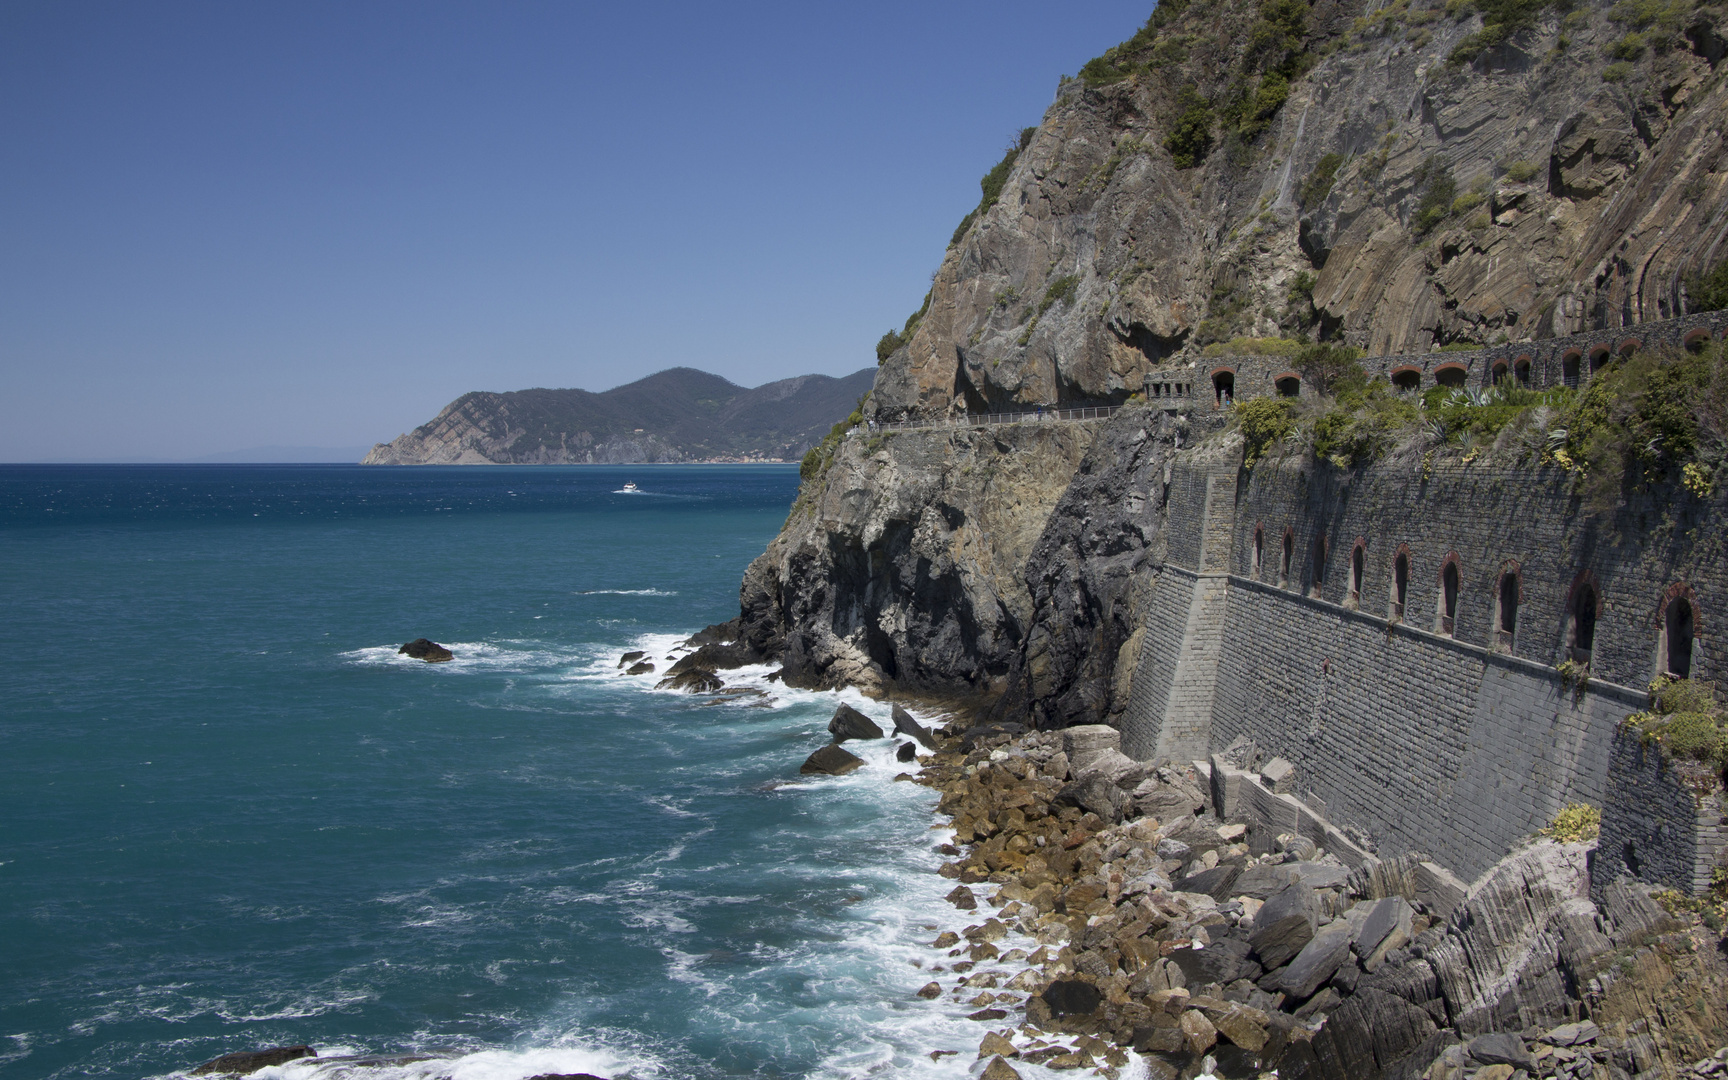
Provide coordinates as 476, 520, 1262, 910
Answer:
896, 716, 1728, 1080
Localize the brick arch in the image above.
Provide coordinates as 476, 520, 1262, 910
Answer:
1491, 359, 1510, 383
1683, 327, 1711, 350
1587, 344, 1611, 371
1273, 371, 1301, 397
1433, 362, 1468, 388
1279, 525, 1295, 587
1390, 364, 1422, 390
1252, 521, 1265, 577
1513, 354, 1534, 386
1618, 337, 1641, 357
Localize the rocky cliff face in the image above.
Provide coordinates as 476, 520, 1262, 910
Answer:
869, 0, 1728, 421
730, 0, 1728, 720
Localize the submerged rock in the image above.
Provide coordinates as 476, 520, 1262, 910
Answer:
397, 638, 453, 663
656, 669, 722, 692
891, 704, 939, 749
190, 1046, 316, 1075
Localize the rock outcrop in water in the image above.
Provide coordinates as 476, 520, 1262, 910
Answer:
398, 638, 454, 663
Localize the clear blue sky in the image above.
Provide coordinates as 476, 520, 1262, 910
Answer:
1, 1, 1151, 461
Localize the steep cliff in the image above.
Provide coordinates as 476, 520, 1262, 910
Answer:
869, 0, 1728, 420
363, 367, 873, 464
728, 0, 1728, 719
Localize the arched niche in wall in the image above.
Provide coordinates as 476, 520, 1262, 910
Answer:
1280, 527, 1294, 589
1564, 570, 1600, 665
1514, 356, 1533, 387
1346, 537, 1367, 610
1252, 522, 1264, 579
1389, 544, 1412, 623
1588, 344, 1611, 373
1436, 552, 1462, 637
1492, 559, 1522, 653
1211, 367, 1236, 408
1434, 363, 1468, 389
1491, 360, 1509, 386
1562, 350, 1582, 388
1309, 531, 1329, 600
1391, 366, 1422, 392
1274, 372, 1301, 398
1657, 582, 1699, 681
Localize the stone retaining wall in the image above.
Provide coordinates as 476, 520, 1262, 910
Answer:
1124, 449, 1728, 890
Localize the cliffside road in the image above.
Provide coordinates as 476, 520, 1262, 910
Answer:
854, 405, 1124, 435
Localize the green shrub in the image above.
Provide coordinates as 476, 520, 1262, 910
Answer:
1294, 342, 1366, 395
1411, 160, 1458, 234
1202, 336, 1307, 358
1299, 153, 1345, 212
1542, 802, 1602, 842
876, 330, 903, 364
1623, 677, 1728, 769
1687, 256, 1728, 312
1602, 61, 1634, 81
1164, 88, 1215, 168
1449, 0, 1557, 63
1237, 397, 1297, 470
1504, 159, 1542, 183
1557, 344, 1722, 500
1450, 190, 1487, 215
1038, 274, 1081, 317
1609, 0, 1689, 32
799, 409, 863, 481
1608, 31, 1648, 58
949, 129, 1037, 248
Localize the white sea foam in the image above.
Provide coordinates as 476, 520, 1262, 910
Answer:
575, 588, 677, 596
243, 1042, 660, 1080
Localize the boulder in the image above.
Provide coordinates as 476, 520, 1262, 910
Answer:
1168, 935, 1257, 986
800, 743, 864, 776
1056, 775, 1131, 823
626, 661, 655, 675
1249, 883, 1320, 969
191, 1047, 316, 1076
1060, 724, 1121, 774
1174, 864, 1242, 901
980, 1055, 1022, 1080
664, 640, 756, 675
977, 1032, 1017, 1059
1466, 1033, 1534, 1069
891, 704, 939, 749
1179, 1009, 1218, 1054
398, 638, 453, 663
896, 741, 916, 762
657, 669, 721, 692
1041, 979, 1102, 1016
1076, 747, 1147, 789
1260, 757, 1295, 793
1136, 785, 1203, 820
1540, 1020, 1600, 1046
1353, 896, 1413, 972
917, 981, 941, 999
828, 704, 885, 741
1276, 921, 1353, 999
616, 650, 645, 667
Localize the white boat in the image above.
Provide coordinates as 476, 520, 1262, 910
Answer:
622, 482, 639, 492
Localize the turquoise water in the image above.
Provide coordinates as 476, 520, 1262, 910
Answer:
0, 465, 988, 1080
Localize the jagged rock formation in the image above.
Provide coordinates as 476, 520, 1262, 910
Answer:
363, 366, 873, 464
868, 0, 1728, 420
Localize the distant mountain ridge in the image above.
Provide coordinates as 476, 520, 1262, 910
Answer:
362, 367, 874, 465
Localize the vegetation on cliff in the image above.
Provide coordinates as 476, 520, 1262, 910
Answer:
1232, 341, 1728, 503
1621, 675, 1728, 771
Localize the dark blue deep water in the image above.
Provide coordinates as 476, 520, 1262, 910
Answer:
0, 465, 984, 1080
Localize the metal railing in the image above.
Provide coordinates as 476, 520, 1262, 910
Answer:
851, 405, 1122, 435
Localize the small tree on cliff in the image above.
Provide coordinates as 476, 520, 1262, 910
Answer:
1295, 342, 1366, 396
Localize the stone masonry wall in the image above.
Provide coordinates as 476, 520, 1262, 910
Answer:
1597, 734, 1728, 897
1210, 577, 1642, 879
1123, 445, 1728, 888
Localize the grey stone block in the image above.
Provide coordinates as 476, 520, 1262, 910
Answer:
1249, 882, 1320, 969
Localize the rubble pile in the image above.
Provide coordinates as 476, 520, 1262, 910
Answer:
909, 722, 1728, 1079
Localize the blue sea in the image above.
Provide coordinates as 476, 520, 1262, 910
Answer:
0, 465, 994, 1080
